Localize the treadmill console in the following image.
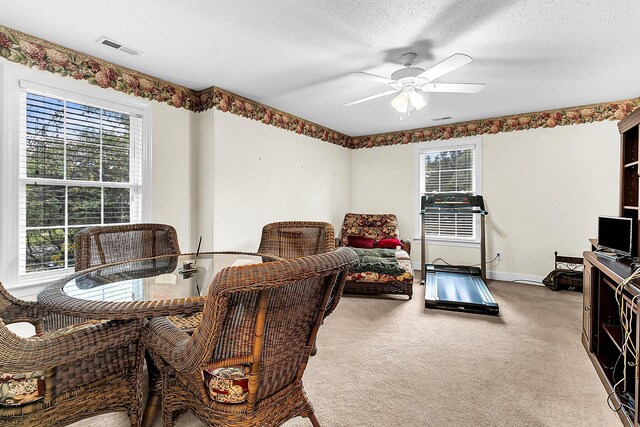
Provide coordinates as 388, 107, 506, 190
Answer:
422, 192, 485, 213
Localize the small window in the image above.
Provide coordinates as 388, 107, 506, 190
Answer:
419, 141, 481, 242
19, 90, 144, 275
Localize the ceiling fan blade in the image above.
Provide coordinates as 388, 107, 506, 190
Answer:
418, 53, 473, 82
420, 82, 485, 93
350, 72, 396, 86
344, 89, 400, 106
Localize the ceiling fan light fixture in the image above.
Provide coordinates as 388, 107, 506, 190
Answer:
390, 91, 411, 113
409, 90, 427, 111
391, 89, 426, 113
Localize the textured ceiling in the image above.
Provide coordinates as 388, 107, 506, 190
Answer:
2, 0, 640, 135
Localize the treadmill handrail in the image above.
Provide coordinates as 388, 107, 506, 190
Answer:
421, 208, 487, 215
420, 193, 489, 287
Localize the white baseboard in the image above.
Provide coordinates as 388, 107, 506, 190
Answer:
486, 270, 544, 285
411, 262, 544, 285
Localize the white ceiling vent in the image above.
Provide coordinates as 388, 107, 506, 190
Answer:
96, 36, 140, 56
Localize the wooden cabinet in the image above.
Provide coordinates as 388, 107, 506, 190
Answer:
583, 251, 639, 427
582, 258, 593, 351
619, 109, 640, 257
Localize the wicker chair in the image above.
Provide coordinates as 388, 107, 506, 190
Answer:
0, 282, 144, 426
257, 221, 335, 259
73, 223, 204, 335
74, 223, 181, 271
258, 221, 337, 356
339, 213, 414, 299
142, 247, 358, 427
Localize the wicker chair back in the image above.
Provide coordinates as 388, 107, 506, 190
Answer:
258, 221, 335, 259
74, 223, 180, 271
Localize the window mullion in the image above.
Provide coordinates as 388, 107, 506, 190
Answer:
64, 185, 69, 268
63, 99, 67, 181
19, 177, 132, 188
63, 100, 69, 268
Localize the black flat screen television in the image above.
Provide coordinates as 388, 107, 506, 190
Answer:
597, 216, 633, 257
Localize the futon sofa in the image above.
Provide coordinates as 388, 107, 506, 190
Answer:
339, 213, 414, 299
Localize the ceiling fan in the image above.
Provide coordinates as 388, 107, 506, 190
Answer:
345, 53, 485, 115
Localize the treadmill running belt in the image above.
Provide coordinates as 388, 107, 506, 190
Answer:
424, 269, 499, 314
435, 272, 482, 304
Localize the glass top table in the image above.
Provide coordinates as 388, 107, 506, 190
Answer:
38, 252, 282, 320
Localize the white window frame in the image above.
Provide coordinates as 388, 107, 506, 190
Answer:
0, 63, 152, 293
415, 137, 483, 245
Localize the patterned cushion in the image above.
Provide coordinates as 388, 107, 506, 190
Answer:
346, 249, 414, 284
375, 238, 402, 249
0, 372, 45, 407
340, 213, 399, 246
347, 235, 376, 249
204, 366, 249, 403
0, 320, 106, 407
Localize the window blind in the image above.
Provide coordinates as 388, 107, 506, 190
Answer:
18, 90, 143, 274
419, 147, 477, 240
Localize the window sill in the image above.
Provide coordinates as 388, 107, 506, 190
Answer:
413, 237, 480, 248
18, 267, 73, 288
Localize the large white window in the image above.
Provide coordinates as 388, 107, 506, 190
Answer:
0, 66, 151, 290
20, 90, 144, 273
418, 139, 482, 242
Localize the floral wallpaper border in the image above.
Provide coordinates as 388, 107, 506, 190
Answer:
193, 87, 351, 147
0, 25, 196, 110
350, 97, 640, 149
1, 24, 638, 150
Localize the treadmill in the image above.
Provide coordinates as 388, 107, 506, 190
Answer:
420, 192, 499, 315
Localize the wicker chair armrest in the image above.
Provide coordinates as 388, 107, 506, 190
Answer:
323, 270, 348, 319
0, 283, 50, 325
0, 300, 50, 326
401, 239, 411, 255
0, 319, 141, 372
143, 316, 195, 373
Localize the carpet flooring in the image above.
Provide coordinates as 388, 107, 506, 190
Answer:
71, 279, 620, 427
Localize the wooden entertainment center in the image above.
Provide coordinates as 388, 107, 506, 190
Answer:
583, 251, 639, 426
583, 109, 640, 426
621, 108, 640, 258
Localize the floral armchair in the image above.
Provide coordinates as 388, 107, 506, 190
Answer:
339, 213, 413, 299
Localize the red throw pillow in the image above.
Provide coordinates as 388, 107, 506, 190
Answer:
375, 238, 402, 249
347, 236, 376, 249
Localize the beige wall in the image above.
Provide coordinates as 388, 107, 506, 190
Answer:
208, 110, 352, 252
351, 121, 621, 280
190, 109, 215, 251
150, 101, 195, 251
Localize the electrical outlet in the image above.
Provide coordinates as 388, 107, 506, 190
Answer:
496, 251, 502, 260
